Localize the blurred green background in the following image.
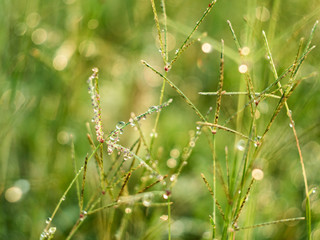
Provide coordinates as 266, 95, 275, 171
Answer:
1, 0, 320, 239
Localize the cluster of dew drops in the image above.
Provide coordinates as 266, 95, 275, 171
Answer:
105, 101, 172, 160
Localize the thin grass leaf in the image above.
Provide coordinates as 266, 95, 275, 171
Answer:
112, 143, 162, 178
71, 135, 81, 208
227, 20, 256, 116
167, 194, 172, 240
150, 81, 167, 153
262, 80, 301, 139
116, 172, 131, 201
108, 98, 173, 138
149, 0, 169, 154
168, 0, 217, 68
135, 201, 173, 207
165, 17, 239, 63
150, 0, 166, 64
199, 91, 281, 99
130, 112, 150, 154
232, 178, 255, 227
88, 202, 118, 215
138, 175, 168, 193
142, 60, 206, 121
225, 146, 231, 203
212, 39, 224, 134
201, 173, 226, 220
160, 0, 168, 63
303, 20, 318, 55
170, 124, 203, 187
43, 143, 102, 232
80, 154, 89, 212
235, 217, 305, 231
197, 122, 257, 144
222, 46, 314, 127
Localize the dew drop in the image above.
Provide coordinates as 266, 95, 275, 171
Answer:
46, 217, 52, 224
236, 140, 246, 151
143, 198, 152, 207
40, 232, 47, 240
130, 122, 135, 127
175, 49, 179, 54
160, 215, 168, 221
142, 193, 153, 207
157, 175, 164, 181
92, 67, 99, 74
148, 105, 159, 112
160, 215, 169, 221
61, 195, 66, 201
116, 121, 125, 130
170, 174, 176, 182
48, 227, 56, 234
150, 132, 158, 138
79, 210, 88, 221
289, 121, 295, 128
162, 190, 171, 200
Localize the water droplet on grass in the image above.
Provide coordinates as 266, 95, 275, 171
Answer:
289, 121, 295, 128
236, 140, 246, 151
116, 121, 125, 130
170, 174, 176, 182
148, 106, 158, 112
80, 210, 88, 221
163, 190, 171, 199
143, 198, 151, 207
46, 217, 52, 224
48, 227, 56, 234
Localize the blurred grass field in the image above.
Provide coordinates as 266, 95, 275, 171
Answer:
1, 0, 320, 239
